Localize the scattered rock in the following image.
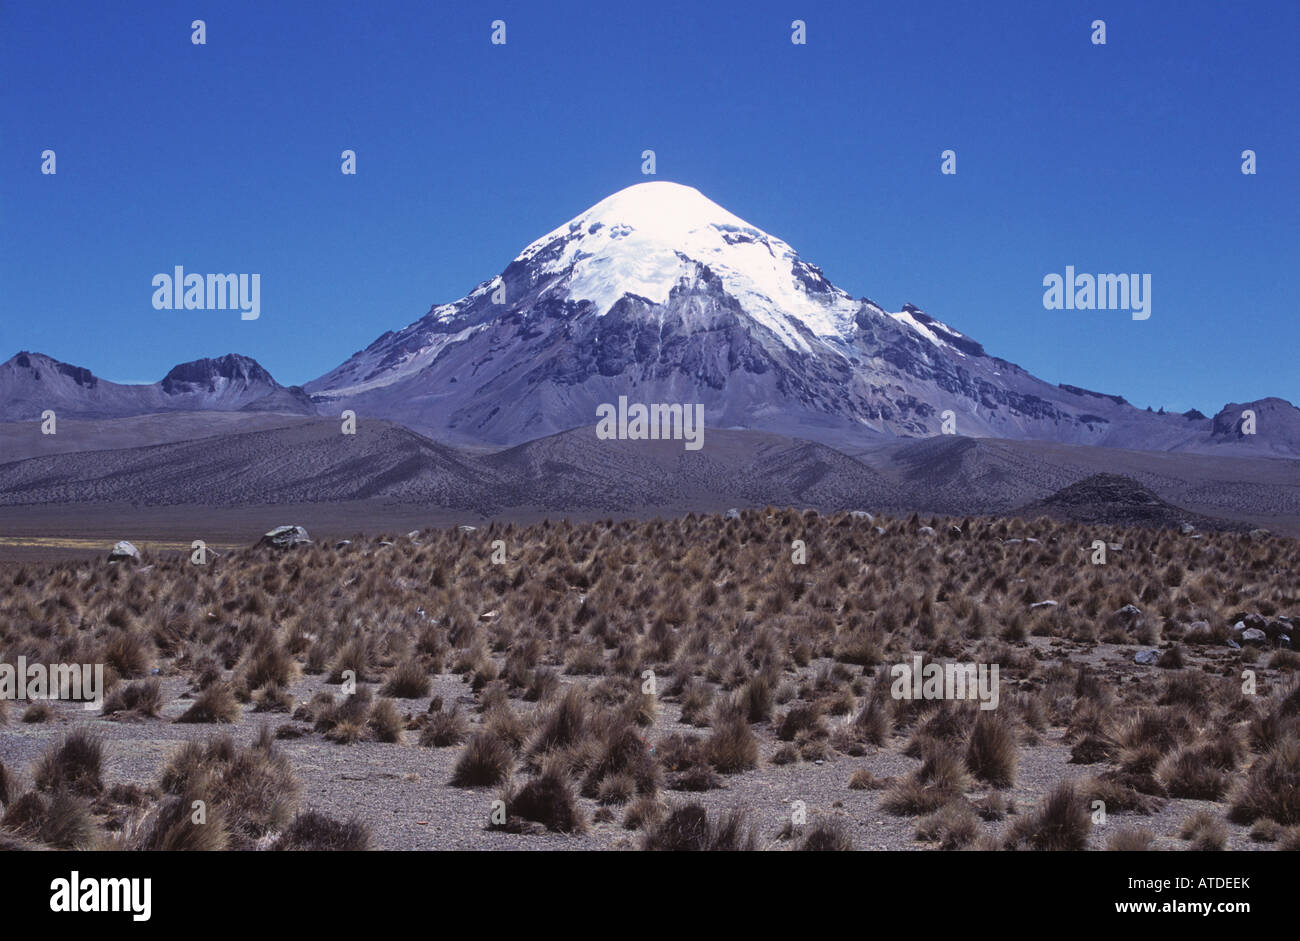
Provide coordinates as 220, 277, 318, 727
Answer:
1134, 649, 1159, 665
107, 541, 140, 563
259, 525, 311, 550
724, 508, 741, 520
1227, 639, 1241, 650
918, 526, 935, 536
1179, 522, 1196, 535
1030, 600, 1059, 609
458, 525, 477, 533
1242, 613, 1268, 631
334, 540, 351, 549
850, 510, 874, 521
1116, 604, 1142, 620
1250, 528, 1271, 539
1241, 628, 1268, 646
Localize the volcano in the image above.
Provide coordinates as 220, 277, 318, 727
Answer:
304, 181, 1296, 455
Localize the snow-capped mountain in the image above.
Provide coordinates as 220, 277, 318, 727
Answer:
5, 183, 1296, 459
307, 181, 1278, 453
0, 352, 313, 420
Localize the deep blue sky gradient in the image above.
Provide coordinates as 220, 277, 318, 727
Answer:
2, 0, 1297, 413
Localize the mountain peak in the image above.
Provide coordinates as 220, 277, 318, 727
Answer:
298, 186, 1300, 458
571, 181, 746, 234
161, 354, 277, 394
503, 180, 860, 350
6, 351, 99, 388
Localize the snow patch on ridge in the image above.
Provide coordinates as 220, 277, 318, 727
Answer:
890, 309, 965, 355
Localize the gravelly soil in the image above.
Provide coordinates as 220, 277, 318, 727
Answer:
0, 642, 1274, 851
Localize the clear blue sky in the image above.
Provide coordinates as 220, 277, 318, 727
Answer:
2, 0, 1296, 414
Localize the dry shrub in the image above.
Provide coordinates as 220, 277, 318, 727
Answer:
133, 793, 230, 851
1156, 747, 1230, 800
1004, 782, 1090, 850
452, 731, 513, 787
965, 711, 1017, 787
705, 711, 759, 773
500, 762, 587, 834
1229, 740, 1300, 825
22, 702, 53, 724
596, 773, 637, 805
155, 730, 300, 849
34, 728, 104, 797
915, 801, 979, 850
242, 641, 296, 691
529, 686, 588, 756
1, 791, 48, 836
777, 703, 826, 742
642, 803, 757, 851
798, 816, 855, 851
420, 707, 468, 747
581, 722, 661, 797
1107, 827, 1156, 851
1180, 811, 1228, 850
367, 698, 404, 743
253, 681, 294, 713
848, 769, 889, 791
623, 795, 668, 831
883, 745, 968, 816
176, 683, 239, 724
382, 659, 431, 699
101, 629, 151, 678
272, 811, 372, 850
103, 678, 163, 717
737, 674, 773, 722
